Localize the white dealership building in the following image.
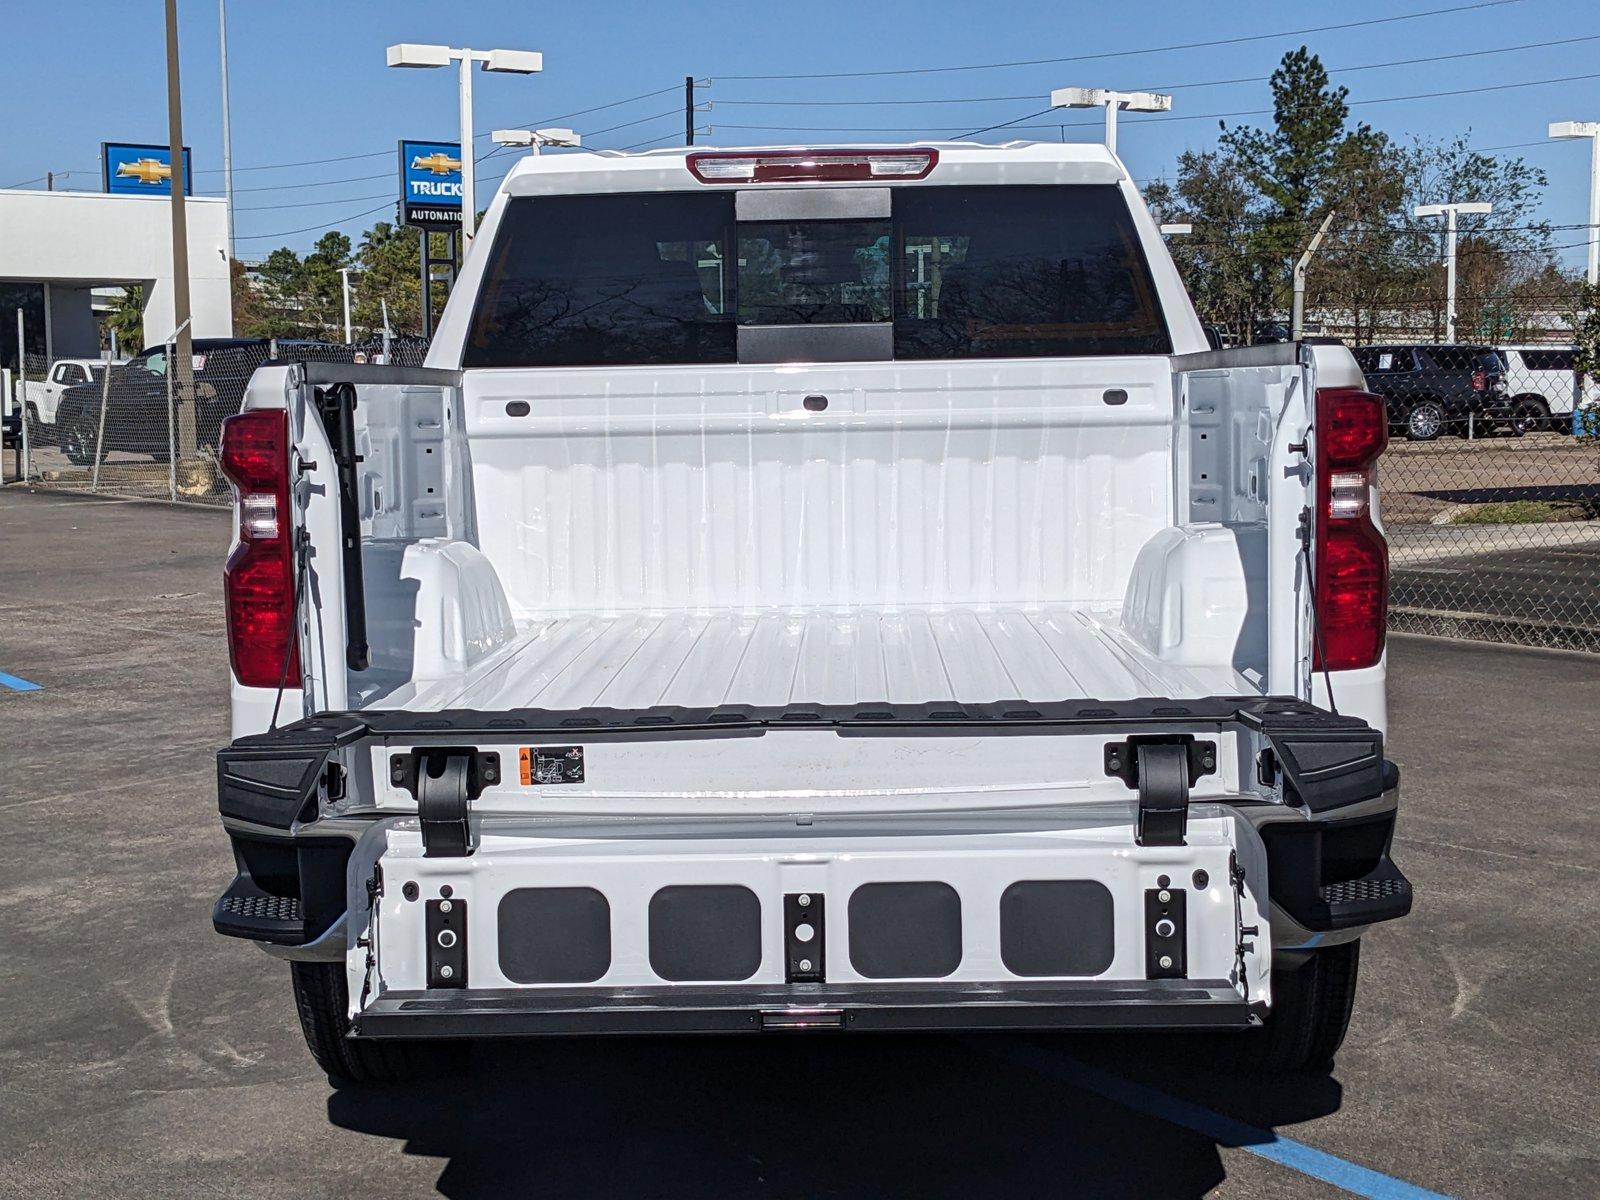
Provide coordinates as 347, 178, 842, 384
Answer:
0, 187, 232, 367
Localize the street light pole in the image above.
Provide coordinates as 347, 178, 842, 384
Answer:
387, 44, 543, 250
457, 50, 475, 245
338, 267, 353, 343
1050, 88, 1172, 157
1549, 121, 1600, 287
491, 128, 582, 156
1414, 201, 1492, 342
1293, 210, 1338, 340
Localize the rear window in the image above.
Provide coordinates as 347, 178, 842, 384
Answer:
1425, 347, 1500, 373
463, 185, 1171, 368
1354, 348, 1411, 372
1520, 349, 1575, 372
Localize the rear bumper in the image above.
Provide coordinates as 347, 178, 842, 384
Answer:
353, 979, 1257, 1038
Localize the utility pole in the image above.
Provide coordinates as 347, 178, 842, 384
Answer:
1292, 210, 1338, 340
219, 0, 236, 262
685, 76, 696, 146
1414, 201, 1492, 342
164, 0, 196, 456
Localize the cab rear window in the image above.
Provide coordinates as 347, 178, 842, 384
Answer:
463, 184, 1171, 368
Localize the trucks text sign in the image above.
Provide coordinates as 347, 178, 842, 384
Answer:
399, 139, 463, 229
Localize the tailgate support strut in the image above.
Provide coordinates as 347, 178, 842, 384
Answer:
312, 382, 369, 672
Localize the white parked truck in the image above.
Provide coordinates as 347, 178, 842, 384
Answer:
211, 143, 1409, 1083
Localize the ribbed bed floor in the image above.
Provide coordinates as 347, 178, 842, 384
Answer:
397, 606, 1254, 713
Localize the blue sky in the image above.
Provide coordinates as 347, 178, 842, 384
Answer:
4, 0, 1598, 264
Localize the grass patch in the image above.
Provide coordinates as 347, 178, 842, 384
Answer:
1449, 500, 1594, 525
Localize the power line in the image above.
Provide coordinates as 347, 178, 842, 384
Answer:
237, 191, 392, 213
713, 34, 1600, 108
235, 201, 393, 243
202, 83, 685, 180
717, 0, 1522, 80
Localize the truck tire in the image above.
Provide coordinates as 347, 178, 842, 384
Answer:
1404, 400, 1444, 441
289, 961, 465, 1087
62, 418, 97, 466
1509, 396, 1548, 436
1239, 941, 1361, 1072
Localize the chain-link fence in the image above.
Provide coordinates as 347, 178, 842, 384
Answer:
3, 335, 429, 505
1359, 342, 1600, 653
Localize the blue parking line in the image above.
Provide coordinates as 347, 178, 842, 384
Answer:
0, 671, 42, 692
986, 1041, 1453, 1199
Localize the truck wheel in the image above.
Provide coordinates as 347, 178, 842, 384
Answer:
1509, 397, 1547, 436
1239, 941, 1361, 1072
289, 961, 465, 1087
1404, 401, 1444, 441
62, 420, 96, 466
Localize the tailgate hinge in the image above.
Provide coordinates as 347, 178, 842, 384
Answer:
1105, 736, 1217, 847
389, 749, 501, 857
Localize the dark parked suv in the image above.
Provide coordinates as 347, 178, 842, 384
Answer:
55, 338, 350, 465
1351, 344, 1512, 441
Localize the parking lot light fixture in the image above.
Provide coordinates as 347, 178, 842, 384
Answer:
1050, 88, 1172, 156
1413, 201, 1493, 342
491, 128, 581, 155
386, 43, 543, 247
1548, 121, 1600, 287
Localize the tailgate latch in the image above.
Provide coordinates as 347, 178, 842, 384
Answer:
1104, 737, 1216, 847
390, 749, 500, 857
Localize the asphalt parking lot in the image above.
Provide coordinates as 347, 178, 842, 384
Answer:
1, 486, 1596, 1200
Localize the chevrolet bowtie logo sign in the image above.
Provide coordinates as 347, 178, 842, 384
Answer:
102, 142, 192, 196
399, 139, 464, 230
115, 158, 172, 185
411, 152, 462, 175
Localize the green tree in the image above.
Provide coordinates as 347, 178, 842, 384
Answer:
1217, 46, 1387, 320
1397, 135, 1555, 340
351, 221, 453, 337
105, 284, 145, 354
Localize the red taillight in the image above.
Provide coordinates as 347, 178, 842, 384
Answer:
1314, 388, 1388, 672
1472, 368, 1487, 391
686, 148, 938, 184
219, 409, 299, 688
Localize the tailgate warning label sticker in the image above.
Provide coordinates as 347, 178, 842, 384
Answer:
519, 746, 585, 786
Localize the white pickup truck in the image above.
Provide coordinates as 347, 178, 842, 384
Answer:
211, 142, 1410, 1084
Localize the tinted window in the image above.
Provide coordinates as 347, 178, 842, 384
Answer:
465, 185, 1169, 367
1522, 349, 1574, 372
465, 192, 736, 368
1423, 348, 1497, 372
1356, 348, 1411, 372
893, 186, 1170, 359
737, 221, 891, 324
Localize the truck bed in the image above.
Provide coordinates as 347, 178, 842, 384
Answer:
391, 604, 1253, 714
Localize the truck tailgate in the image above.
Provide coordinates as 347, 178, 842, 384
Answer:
348, 807, 1270, 1036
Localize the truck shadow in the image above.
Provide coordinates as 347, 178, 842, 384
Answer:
327, 1031, 1340, 1198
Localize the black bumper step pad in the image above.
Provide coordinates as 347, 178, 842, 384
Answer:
212, 875, 306, 945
